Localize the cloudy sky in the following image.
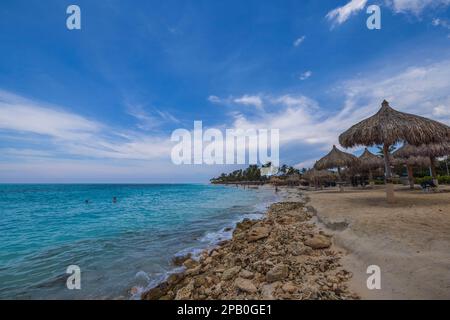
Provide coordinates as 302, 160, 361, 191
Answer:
0, 0, 449, 182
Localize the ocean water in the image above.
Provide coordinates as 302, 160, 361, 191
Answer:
0, 184, 278, 299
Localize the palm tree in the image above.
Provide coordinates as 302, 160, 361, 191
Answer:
376, 145, 395, 158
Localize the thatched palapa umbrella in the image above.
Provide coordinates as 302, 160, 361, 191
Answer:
314, 145, 358, 191
394, 142, 450, 186
393, 144, 432, 189
358, 148, 383, 186
339, 100, 450, 203
269, 176, 283, 186
304, 169, 336, 189
286, 174, 301, 186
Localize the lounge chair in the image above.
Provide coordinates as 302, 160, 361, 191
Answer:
420, 180, 437, 192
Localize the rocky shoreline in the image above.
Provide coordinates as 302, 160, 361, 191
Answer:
141, 193, 359, 300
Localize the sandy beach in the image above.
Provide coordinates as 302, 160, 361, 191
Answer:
141, 185, 450, 300
306, 186, 450, 300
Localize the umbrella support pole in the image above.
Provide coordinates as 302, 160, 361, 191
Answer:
368, 170, 374, 188
407, 165, 414, 190
386, 183, 395, 203
383, 144, 395, 203
430, 157, 439, 187
337, 167, 344, 192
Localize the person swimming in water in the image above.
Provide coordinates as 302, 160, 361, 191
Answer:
112, 196, 117, 203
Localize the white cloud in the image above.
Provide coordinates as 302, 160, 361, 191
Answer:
208, 95, 222, 103
326, 0, 368, 26
3, 57, 450, 178
385, 0, 450, 15
233, 95, 263, 109
272, 95, 319, 109
299, 71, 313, 80
0, 90, 100, 141
126, 104, 179, 130
226, 59, 450, 164
293, 36, 306, 47
432, 17, 450, 29
433, 105, 450, 117
327, 0, 450, 26
294, 158, 317, 169
0, 90, 172, 161
209, 94, 264, 109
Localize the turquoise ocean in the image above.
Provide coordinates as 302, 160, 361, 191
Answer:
0, 184, 278, 299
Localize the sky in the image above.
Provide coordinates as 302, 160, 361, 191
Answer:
0, 0, 449, 183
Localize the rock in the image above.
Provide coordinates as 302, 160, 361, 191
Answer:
235, 219, 254, 232
185, 265, 201, 276
266, 264, 289, 283
291, 244, 313, 256
172, 253, 191, 266
183, 258, 198, 269
247, 227, 270, 242
261, 282, 280, 300
281, 282, 297, 294
175, 281, 194, 300
239, 269, 254, 279
130, 286, 139, 295
142, 283, 167, 300
293, 256, 308, 265
234, 278, 258, 293
166, 273, 184, 286
299, 246, 313, 255
194, 277, 206, 288
222, 266, 241, 281
304, 234, 331, 249
212, 282, 223, 297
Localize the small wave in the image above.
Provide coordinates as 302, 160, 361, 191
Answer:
131, 266, 185, 300
132, 187, 280, 300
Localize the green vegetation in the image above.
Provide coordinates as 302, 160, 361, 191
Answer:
210, 164, 305, 184
415, 175, 450, 185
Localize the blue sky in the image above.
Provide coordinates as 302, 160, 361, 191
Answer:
0, 0, 449, 182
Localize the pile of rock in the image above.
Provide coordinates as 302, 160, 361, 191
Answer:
141, 201, 358, 300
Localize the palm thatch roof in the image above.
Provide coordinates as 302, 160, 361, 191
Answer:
393, 143, 420, 159
358, 148, 384, 170
391, 155, 431, 167
406, 156, 432, 167
303, 169, 336, 182
339, 100, 450, 148
286, 174, 301, 182
269, 176, 283, 184
314, 145, 358, 170
394, 142, 450, 158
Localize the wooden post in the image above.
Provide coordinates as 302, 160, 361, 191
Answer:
369, 169, 374, 187
407, 165, 414, 189
430, 156, 439, 186
446, 156, 449, 176
383, 144, 395, 203
337, 166, 344, 192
